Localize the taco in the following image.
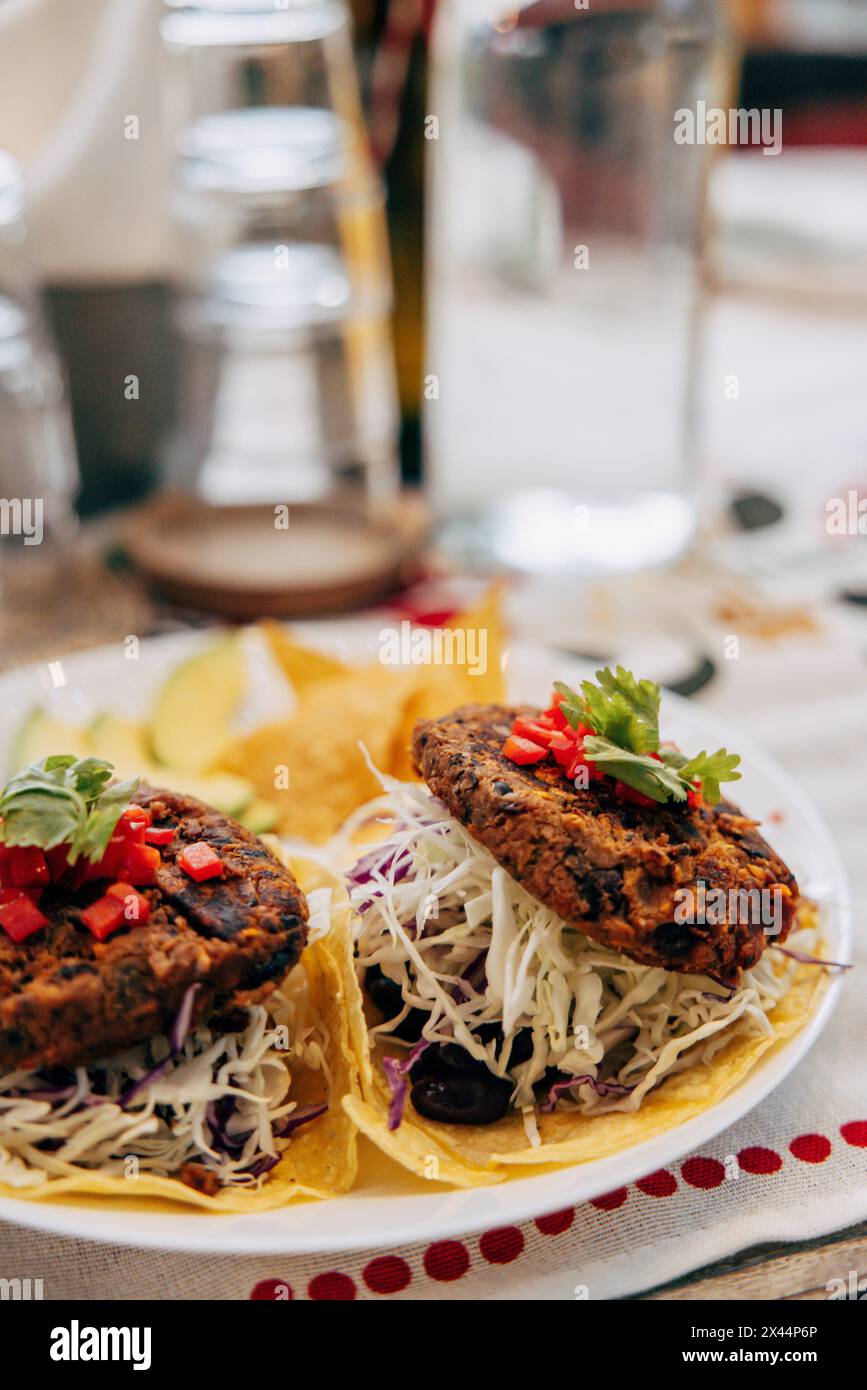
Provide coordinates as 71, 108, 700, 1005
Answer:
342, 669, 832, 1182
0, 757, 358, 1209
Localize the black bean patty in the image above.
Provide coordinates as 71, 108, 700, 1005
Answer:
0, 786, 308, 1071
412, 705, 798, 984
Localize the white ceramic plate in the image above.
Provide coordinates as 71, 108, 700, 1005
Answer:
0, 625, 850, 1254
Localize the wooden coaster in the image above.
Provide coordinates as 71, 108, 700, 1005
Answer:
123, 492, 429, 619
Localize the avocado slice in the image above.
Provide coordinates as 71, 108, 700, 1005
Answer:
88, 713, 254, 816
150, 639, 246, 773
10, 709, 89, 771
87, 714, 150, 775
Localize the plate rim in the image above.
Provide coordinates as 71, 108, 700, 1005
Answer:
0, 629, 851, 1255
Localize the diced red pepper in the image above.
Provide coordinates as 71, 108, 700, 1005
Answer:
116, 807, 150, 844
45, 843, 74, 882
6, 846, 50, 888
511, 717, 558, 749
502, 736, 548, 767
144, 826, 174, 847
82, 895, 126, 941
105, 880, 151, 924
178, 841, 224, 882
549, 730, 578, 768
0, 893, 48, 943
544, 704, 570, 731
687, 783, 703, 809
0, 886, 39, 906
122, 842, 161, 886
88, 834, 127, 881
613, 780, 656, 809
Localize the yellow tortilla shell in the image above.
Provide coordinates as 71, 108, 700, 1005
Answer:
344, 910, 830, 1185
0, 859, 360, 1211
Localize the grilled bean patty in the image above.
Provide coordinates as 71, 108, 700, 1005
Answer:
0, 787, 308, 1071
412, 705, 797, 983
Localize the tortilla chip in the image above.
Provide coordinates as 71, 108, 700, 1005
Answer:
347, 915, 830, 1185
261, 621, 351, 690
0, 860, 361, 1212
390, 586, 508, 779
223, 666, 416, 843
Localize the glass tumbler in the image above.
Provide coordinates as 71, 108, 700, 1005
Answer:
426, 0, 725, 575
161, 1, 399, 505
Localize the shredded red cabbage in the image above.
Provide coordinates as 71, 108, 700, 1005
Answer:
702, 986, 736, 1002
383, 1040, 431, 1131
121, 982, 201, 1108
243, 1153, 282, 1179
774, 946, 851, 971
273, 1103, 327, 1138
347, 846, 412, 888
543, 1074, 635, 1112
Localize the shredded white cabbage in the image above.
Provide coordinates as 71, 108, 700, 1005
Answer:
349, 779, 815, 1141
0, 969, 329, 1191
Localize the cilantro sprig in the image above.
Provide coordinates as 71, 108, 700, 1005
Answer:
0, 756, 138, 864
556, 667, 741, 807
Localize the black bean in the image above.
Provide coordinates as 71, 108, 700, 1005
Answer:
476, 1022, 534, 1065
581, 867, 624, 919
411, 1073, 513, 1125
652, 921, 696, 958
364, 965, 427, 1042
437, 1043, 492, 1077
506, 1028, 535, 1066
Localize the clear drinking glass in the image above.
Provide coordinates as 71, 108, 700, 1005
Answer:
0, 152, 79, 554
426, 0, 723, 575
161, 1, 399, 505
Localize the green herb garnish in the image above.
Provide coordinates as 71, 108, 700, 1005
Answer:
0, 756, 138, 864
556, 667, 741, 806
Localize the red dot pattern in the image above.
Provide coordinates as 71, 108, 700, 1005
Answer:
479, 1226, 524, 1264
363, 1256, 412, 1295
681, 1157, 726, 1189
247, 1119, 862, 1298
590, 1187, 628, 1211
841, 1121, 867, 1148
536, 1207, 575, 1235
308, 1272, 357, 1301
790, 1133, 831, 1164
738, 1146, 783, 1175
424, 1240, 470, 1282
250, 1278, 293, 1301
636, 1169, 678, 1198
